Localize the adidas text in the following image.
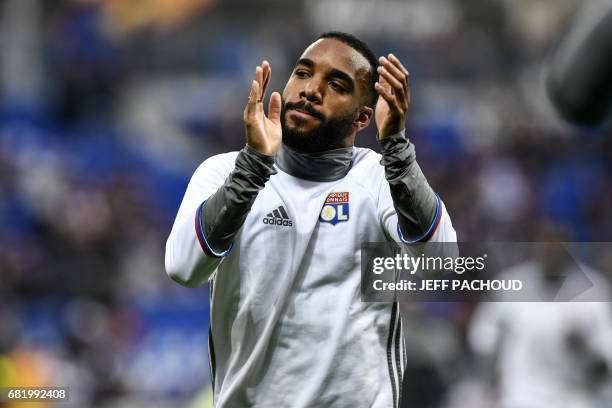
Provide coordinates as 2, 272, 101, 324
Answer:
263, 218, 293, 227
263, 206, 293, 227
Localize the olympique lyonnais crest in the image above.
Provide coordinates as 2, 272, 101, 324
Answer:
319, 192, 349, 225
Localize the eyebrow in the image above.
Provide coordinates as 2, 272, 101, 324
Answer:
295, 58, 355, 90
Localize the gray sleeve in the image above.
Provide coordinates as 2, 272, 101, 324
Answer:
199, 145, 277, 255
378, 131, 439, 242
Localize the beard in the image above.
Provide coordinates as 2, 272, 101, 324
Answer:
281, 100, 356, 153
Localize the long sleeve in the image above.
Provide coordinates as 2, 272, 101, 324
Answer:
201, 145, 277, 253
165, 146, 276, 287
378, 131, 441, 243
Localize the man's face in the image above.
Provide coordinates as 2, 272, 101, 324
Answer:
281, 38, 372, 153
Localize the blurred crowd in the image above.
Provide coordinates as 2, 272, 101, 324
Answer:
1, 0, 612, 407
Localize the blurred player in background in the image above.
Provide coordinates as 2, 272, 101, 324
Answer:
469, 224, 612, 408
165, 31, 456, 407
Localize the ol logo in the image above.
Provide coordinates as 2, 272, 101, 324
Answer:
319, 192, 349, 225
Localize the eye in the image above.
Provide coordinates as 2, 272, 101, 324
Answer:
330, 81, 346, 92
294, 70, 310, 78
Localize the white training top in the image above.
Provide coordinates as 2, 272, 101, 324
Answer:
165, 146, 457, 408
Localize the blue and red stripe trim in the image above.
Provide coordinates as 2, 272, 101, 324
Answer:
194, 201, 233, 258
397, 193, 442, 244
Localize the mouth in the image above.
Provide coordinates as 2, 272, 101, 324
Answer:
289, 108, 320, 120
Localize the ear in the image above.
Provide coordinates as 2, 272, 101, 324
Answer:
354, 106, 373, 132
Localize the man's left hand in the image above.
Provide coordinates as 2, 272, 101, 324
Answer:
374, 54, 411, 139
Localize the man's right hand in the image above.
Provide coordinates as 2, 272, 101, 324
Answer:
243, 60, 282, 156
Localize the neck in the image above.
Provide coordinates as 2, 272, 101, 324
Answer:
275, 143, 354, 182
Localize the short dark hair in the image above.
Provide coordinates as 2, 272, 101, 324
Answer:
318, 31, 379, 108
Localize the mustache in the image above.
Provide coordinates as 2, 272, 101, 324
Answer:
284, 100, 325, 120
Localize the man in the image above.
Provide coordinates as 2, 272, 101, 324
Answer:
469, 225, 612, 408
165, 31, 456, 407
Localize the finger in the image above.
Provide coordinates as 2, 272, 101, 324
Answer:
380, 69, 408, 110
255, 66, 264, 102
405, 77, 411, 107
245, 80, 260, 118
377, 74, 392, 94
261, 60, 271, 98
268, 92, 282, 124
379, 56, 405, 82
377, 75, 398, 103
377, 66, 405, 103
388, 54, 410, 100
388, 53, 409, 76
375, 82, 398, 108
379, 56, 408, 98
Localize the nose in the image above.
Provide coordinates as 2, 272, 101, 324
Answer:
299, 77, 323, 104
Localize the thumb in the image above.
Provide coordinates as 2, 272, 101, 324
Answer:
268, 92, 282, 124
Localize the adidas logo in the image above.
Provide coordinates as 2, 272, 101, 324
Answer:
263, 206, 293, 227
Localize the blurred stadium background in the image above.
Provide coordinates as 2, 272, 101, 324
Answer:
1, 0, 612, 407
